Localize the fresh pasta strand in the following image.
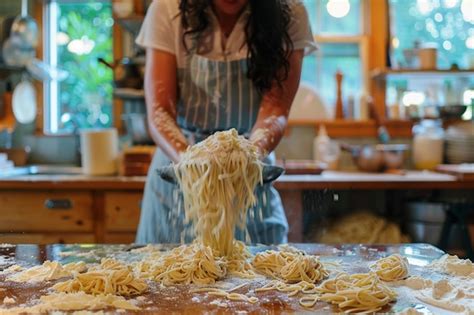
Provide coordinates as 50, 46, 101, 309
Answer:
316, 272, 397, 313
175, 129, 263, 256
370, 254, 409, 281
192, 284, 258, 304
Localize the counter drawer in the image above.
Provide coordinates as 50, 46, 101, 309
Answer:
0, 190, 93, 232
104, 191, 142, 232
104, 233, 136, 244
0, 233, 95, 244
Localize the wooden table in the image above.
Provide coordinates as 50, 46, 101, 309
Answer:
0, 243, 446, 314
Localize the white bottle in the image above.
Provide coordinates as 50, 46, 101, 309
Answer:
313, 125, 330, 162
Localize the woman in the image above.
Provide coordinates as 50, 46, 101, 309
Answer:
135, 0, 316, 244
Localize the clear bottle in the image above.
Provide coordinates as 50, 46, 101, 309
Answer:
313, 125, 330, 162
412, 120, 444, 170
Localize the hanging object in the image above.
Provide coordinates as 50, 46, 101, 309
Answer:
326, 0, 351, 19
334, 70, 344, 119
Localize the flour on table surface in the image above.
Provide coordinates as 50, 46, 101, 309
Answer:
428, 254, 473, 277
2, 296, 15, 304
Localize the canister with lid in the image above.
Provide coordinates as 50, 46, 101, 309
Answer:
412, 120, 444, 170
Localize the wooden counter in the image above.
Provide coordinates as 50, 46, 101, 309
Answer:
0, 171, 472, 244
0, 170, 471, 190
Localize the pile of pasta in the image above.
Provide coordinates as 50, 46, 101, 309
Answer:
53, 258, 147, 296
252, 250, 328, 283
318, 211, 411, 244
369, 254, 409, 281
317, 272, 397, 313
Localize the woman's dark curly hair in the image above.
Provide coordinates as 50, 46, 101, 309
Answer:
179, 0, 293, 93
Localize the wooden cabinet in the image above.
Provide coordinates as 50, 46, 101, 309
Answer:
0, 188, 143, 244
0, 190, 95, 243
104, 192, 141, 232
104, 191, 142, 243
0, 190, 94, 232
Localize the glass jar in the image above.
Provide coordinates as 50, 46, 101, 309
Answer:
412, 120, 444, 170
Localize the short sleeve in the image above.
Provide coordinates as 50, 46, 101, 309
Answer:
288, 1, 317, 55
135, 0, 175, 54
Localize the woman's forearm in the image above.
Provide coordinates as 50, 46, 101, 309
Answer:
147, 102, 188, 163
145, 49, 188, 163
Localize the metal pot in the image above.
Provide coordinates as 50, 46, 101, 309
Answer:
341, 143, 408, 172
122, 113, 153, 145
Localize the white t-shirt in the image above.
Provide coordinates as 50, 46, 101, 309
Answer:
136, 0, 317, 68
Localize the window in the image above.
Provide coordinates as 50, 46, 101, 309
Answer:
386, 0, 473, 120
389, 0, 473, 70
299, 0, 367, 119
45, 0, 113, 134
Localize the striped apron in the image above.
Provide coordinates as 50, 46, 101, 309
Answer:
136, 53, 289, 245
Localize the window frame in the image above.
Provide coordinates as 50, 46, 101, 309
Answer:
291, 0, 370, 124
43, 0, 114, 135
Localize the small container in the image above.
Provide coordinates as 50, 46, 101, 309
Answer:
412, 120, 444, 170
418, 47, 437, 70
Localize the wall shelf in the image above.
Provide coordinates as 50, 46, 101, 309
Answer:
0, 64, 26, 79
113, 88, 145, 100
372, 68, 474, 81
287, 119, 414, 138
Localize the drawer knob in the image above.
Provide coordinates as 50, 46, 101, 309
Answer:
44, 199, 72, 210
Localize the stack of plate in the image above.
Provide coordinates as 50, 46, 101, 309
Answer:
445, 123, 474, 164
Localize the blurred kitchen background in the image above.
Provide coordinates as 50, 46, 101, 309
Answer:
0, 0, 473, 257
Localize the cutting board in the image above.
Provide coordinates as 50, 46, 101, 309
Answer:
436, 164, 474, 181
276, 159, 326, 175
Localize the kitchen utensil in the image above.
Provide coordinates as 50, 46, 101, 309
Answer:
438, 105, 467, 119
10, 0, 39, 48
436, 164, 474, 181
276, 159, 326, 175
12, 78, 37, 124
98, 57, 143, 89
367, 96, 390, 144
156, 164, 285, 185
1, 36, 35, 66
26, 58, 69, 82
341, 143, 408, 172
122, 113, 153, 144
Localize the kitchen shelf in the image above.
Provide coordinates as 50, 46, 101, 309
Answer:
371, 68, 474, 81
113, 88, 145, 100
0, 64, 26, 79
116, 15, 144, 35
287, 119, 414, 138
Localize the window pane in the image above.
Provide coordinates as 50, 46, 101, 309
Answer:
302, 0, 362, 35
48, 1, 113, 133
389, 0, 473, 69
301, 43, 362, 117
